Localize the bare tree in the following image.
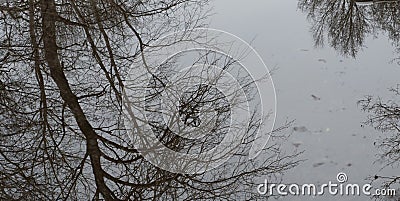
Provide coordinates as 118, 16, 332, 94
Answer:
298, 0, 400, 58
358, 86, 400, 196
371, 1, 400, 64
0, 0, 299, 200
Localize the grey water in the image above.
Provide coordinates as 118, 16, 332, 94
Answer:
211, 0, 399, 200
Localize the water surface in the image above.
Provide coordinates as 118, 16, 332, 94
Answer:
211, 1, 399, 200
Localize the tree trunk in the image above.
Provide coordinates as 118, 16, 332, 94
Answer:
39, 0, 115, 200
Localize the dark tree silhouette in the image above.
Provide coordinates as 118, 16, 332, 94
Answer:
359, 87, 400, 199
0, 0, 299, 200
298, 0, 400, 58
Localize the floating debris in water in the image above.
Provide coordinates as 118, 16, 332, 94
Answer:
318, 58, 327, 63
313, 162, 325, 168
311, 94, 321, 101
292, 141, 303, 148
293, 126, 308, 132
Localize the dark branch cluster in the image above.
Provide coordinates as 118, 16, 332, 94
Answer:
298, 0, 400, 58
0, 0, 299, 200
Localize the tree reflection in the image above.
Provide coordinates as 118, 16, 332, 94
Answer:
358, 87, 400, 198
371, 1, 400, 63
298, 0, 400, 58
